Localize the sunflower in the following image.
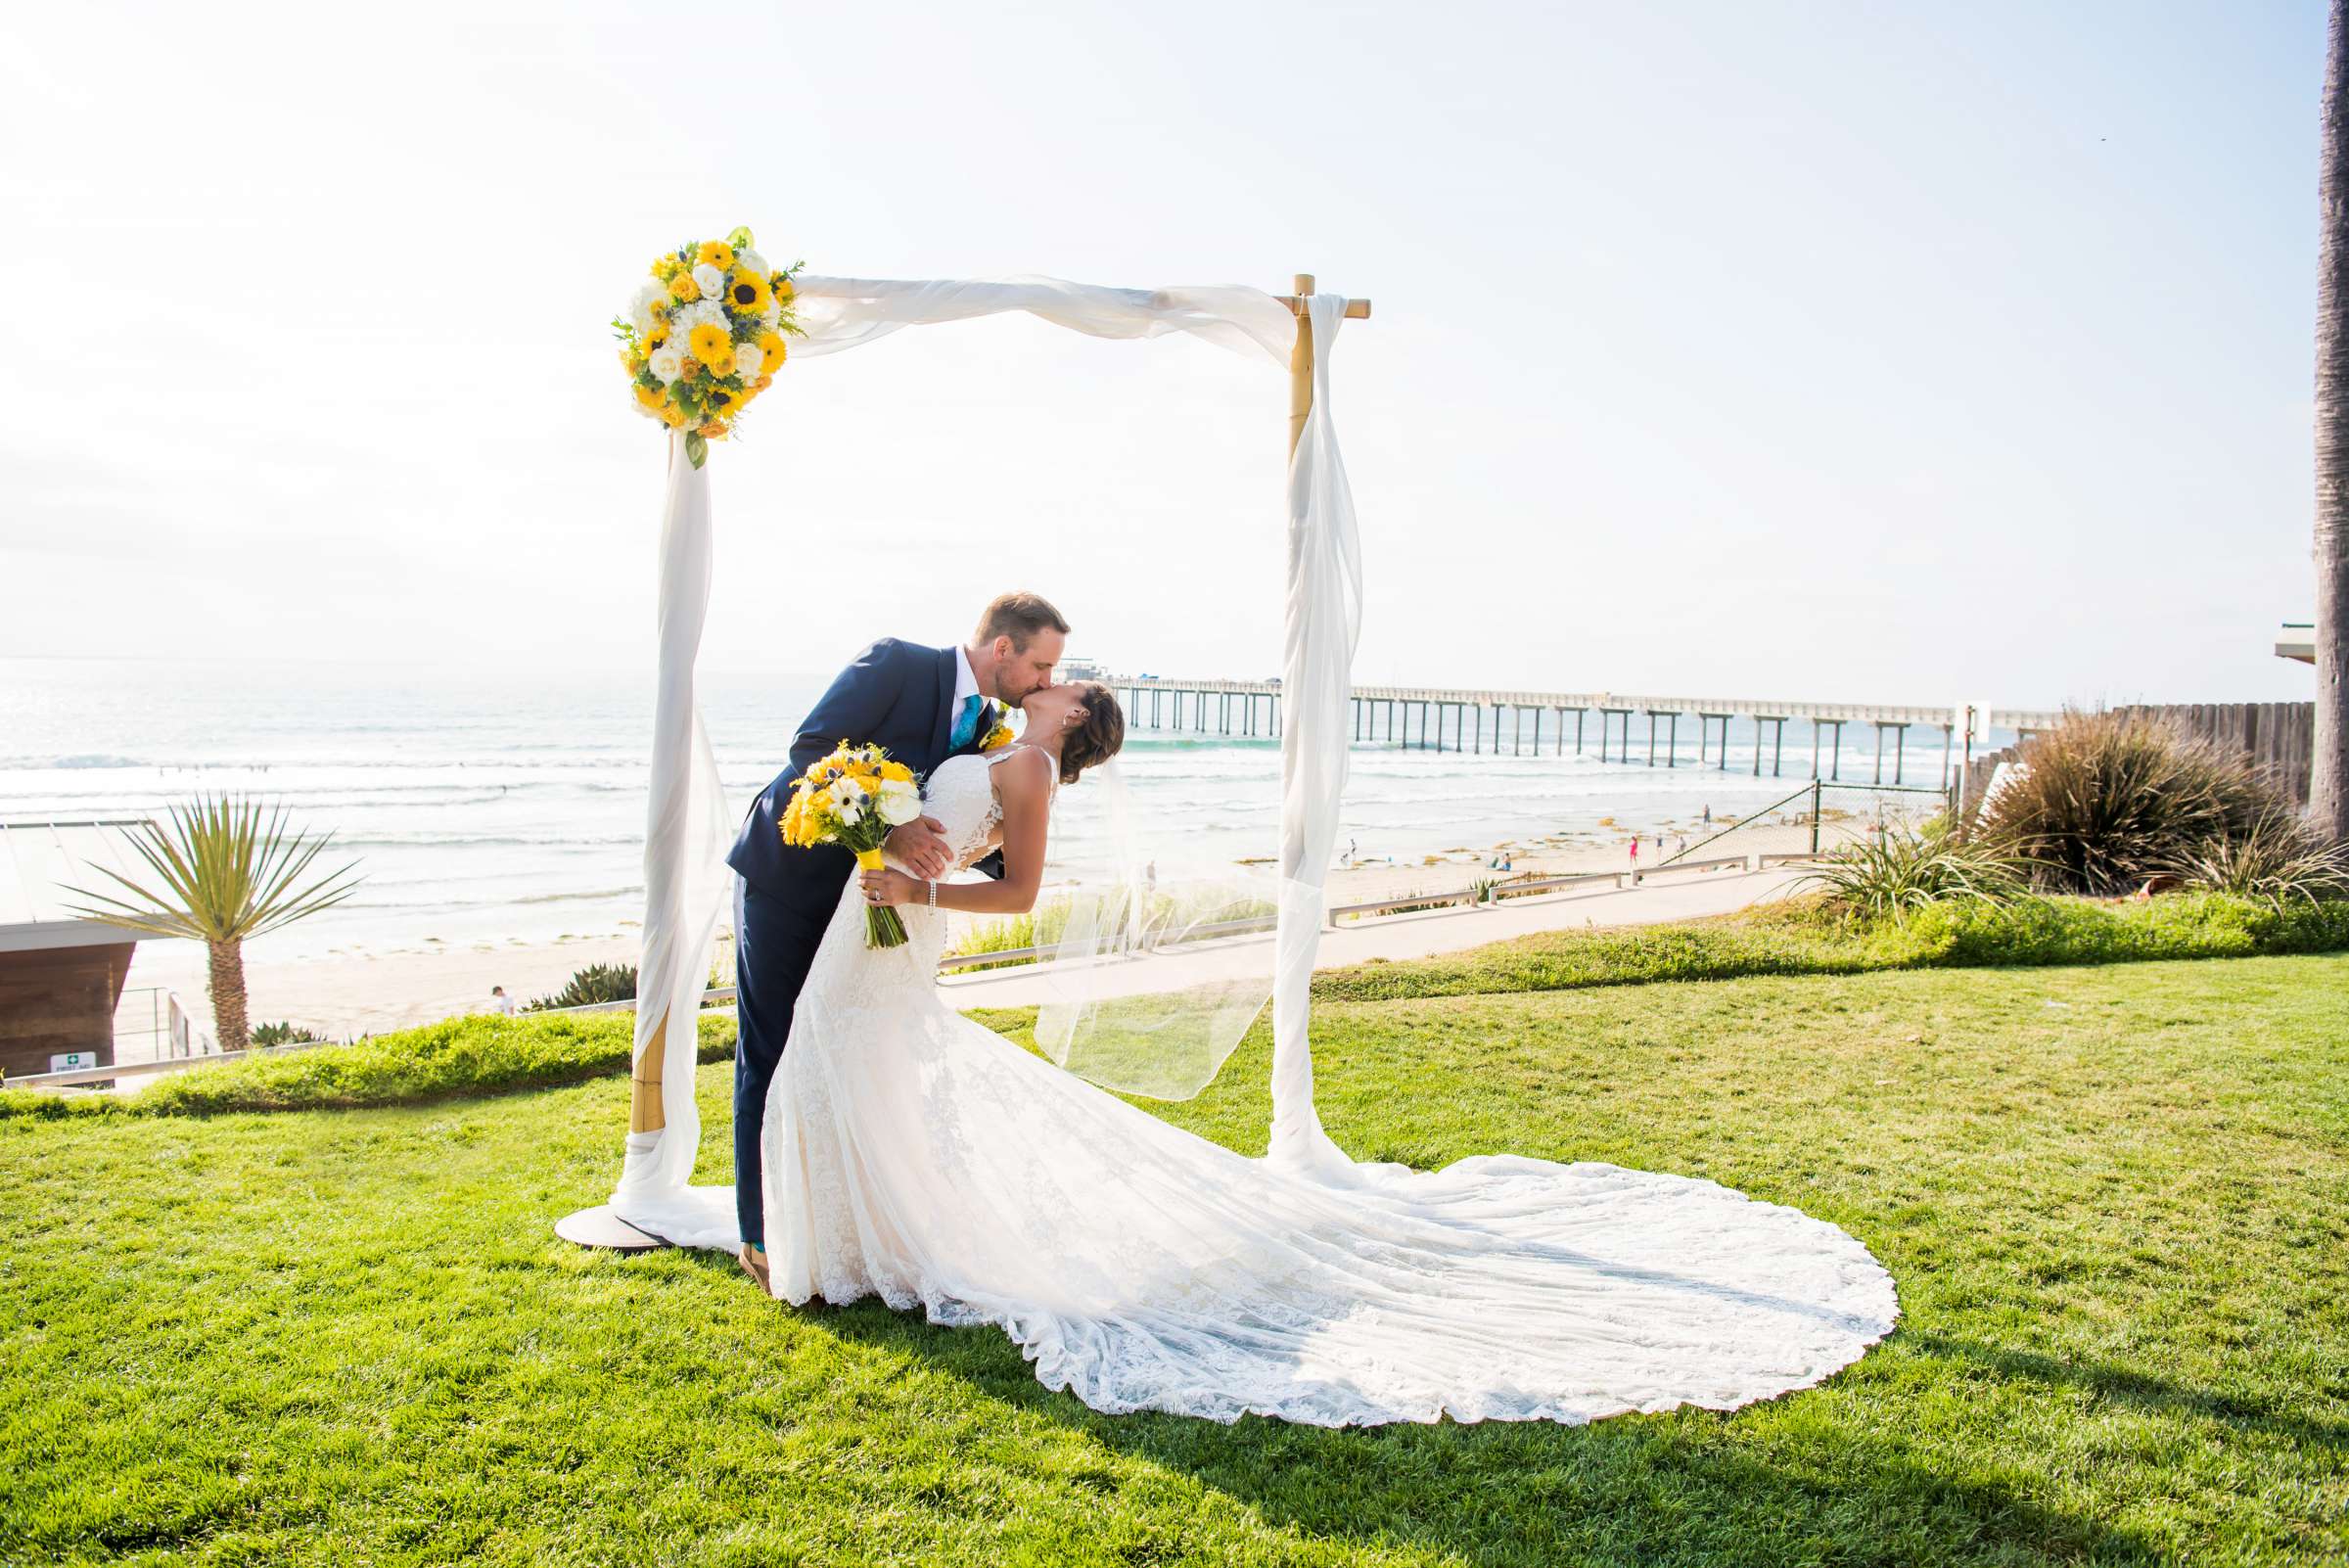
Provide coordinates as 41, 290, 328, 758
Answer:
727, 271, 771, 313
668, 272, 700, 303
770, 272, 796, 301
634, 382, 666, 410
643, 322, 668, 350
697, 239, 736, 270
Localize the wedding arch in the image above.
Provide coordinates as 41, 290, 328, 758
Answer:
561, 272, 1375, 1250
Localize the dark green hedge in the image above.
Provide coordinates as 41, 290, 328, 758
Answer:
1311, 892, 2349, 1003
1, 1011, 735, 1123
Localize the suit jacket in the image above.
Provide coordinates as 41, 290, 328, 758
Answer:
727, 637, 1005, 918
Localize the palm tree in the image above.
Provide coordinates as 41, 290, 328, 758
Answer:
2319, 0, 2349, 840
64, 797, 361, 1051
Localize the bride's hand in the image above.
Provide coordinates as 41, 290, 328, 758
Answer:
860, 867, 921, 907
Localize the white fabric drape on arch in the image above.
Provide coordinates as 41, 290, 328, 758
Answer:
610, 276, 1362, 1247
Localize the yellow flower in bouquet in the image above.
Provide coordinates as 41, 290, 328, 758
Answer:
779, 741, 925, 948
726, 270, 772, 313
613, 225, 805, 468
979, 718, 1018, 752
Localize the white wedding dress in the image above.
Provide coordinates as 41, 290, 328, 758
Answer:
760, 751, 1897, 1426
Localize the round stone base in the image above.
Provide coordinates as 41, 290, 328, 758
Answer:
554, 1204, 672, 1251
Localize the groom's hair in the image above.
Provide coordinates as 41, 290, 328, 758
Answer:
975, 591, 1069, 652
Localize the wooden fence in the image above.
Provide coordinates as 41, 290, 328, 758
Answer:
2118, 703, 2317, 807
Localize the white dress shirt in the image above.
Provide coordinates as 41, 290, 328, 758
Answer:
951, 645, 981, 712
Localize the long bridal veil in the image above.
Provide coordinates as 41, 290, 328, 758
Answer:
1032, 761, 1281, 1101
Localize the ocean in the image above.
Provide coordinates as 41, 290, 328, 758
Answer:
1, 657, 1982, 961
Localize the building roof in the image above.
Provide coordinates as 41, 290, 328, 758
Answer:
2276, 622, 2315, 665
0, 820, 168, 953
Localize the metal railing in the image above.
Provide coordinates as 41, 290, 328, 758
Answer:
1659, 779, 1953, 868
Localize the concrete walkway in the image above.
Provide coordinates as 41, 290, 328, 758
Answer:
939, 862, 1815, 1009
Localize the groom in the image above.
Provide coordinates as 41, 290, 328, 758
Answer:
724, 591, 1070, 1287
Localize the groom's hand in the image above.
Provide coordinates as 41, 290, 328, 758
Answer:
886, 815, 952, 880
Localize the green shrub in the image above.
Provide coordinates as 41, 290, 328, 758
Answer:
1978, 711, 2287, 896
0, 1011, 735, 1122
1312, 892, 2349, 1003
527, 961, 638, 1012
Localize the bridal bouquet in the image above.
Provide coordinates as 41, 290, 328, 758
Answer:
779, 742, 924, 947
614, 225, 804, 469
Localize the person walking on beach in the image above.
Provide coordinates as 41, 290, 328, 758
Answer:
1628, 837, 1639, 872
491, 986, 515, 1017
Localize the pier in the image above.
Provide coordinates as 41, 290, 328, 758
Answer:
1106, 676, 2064, 789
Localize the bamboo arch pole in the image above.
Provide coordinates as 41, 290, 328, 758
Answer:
1279, 273, 1372, 457
630, 433, 678, 1139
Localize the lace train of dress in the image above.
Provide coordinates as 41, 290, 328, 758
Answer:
762, 754, 1897, 1427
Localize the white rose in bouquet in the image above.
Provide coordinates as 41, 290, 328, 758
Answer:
876, 778, 922, 826
733, 341, 764, 379
692, 262, 727, 300
736, 247, 769, 278
629, 280, 667, 333
648, 346, 684, 385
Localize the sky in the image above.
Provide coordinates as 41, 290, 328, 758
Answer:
0, 0, 2329, 709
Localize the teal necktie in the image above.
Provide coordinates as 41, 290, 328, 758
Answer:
951, 694, 986, 748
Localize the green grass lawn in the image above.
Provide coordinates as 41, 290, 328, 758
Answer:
6, 954, 2346, 1565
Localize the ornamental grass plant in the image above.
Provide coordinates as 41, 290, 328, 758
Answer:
2164, 815, 2349, 905
1975, 711, 2285, 896
1800, 826, 2027, 923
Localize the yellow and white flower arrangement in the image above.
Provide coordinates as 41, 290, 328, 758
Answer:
979, 717, 1018, 753
614, 225, 803, 468
779, 742, 923, 947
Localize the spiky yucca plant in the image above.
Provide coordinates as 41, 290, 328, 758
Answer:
1801, 825, 2027, 923
64, 797, 361, 1051
1978, 712, 2282, 896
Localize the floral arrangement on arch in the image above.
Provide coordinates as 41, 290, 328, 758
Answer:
615, 225, 803, 467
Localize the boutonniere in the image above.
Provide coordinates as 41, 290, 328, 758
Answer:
979, 715, 1018, 752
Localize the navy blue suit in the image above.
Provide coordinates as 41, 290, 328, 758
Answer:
724, 637, 1003, 1246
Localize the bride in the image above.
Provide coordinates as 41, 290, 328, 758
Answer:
759, 679, 1897, 1427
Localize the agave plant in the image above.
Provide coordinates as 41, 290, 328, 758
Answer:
527, 961, 639, 1012
64, 796, 361, 1051
2166, 817, 2349, 906
1800, 825, 2027, 923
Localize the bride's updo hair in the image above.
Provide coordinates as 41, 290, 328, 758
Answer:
1058, 681, 1125, 784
